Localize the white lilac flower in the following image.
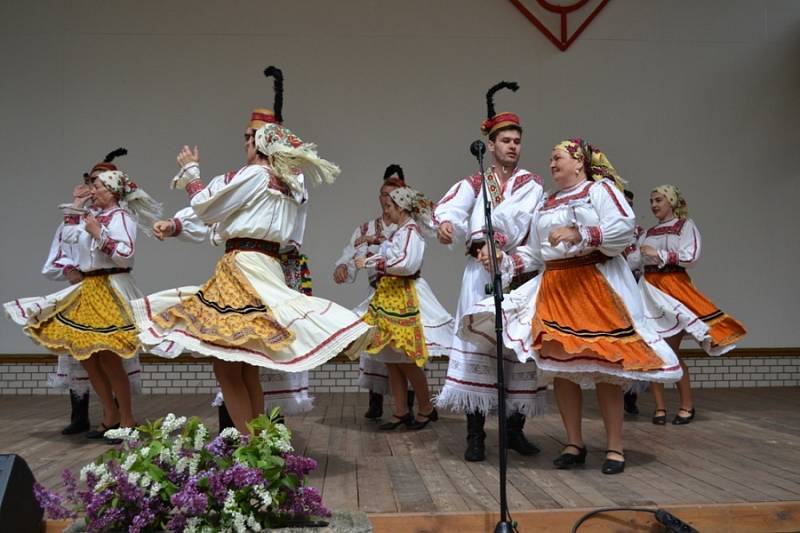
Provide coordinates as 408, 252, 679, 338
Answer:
193, 424, 208, 450
171, 436, 184, 456
161, 413, 188, 434
273, 425, 293, 453
159, 447, 172, 463
104, 427, 133, 440
175, 457, 188, 474
220, 427, 240, 441
122, 454, 137, 471
232, 511, 247, 533
139, 446, 150, 458
79, 463, 105, 482
139, 475, 152, 489
188, 455, 200, 476
253, 485, 273, 509
223, 490, 237, 515
149, 481, 161, 498
247, 514, 263, 532
184, 517, 201, 533
127, 472, 142, 486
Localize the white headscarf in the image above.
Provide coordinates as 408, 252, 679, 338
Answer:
255, 123, 340, 195
388, 187, 436, 238
96, 170, 163, 237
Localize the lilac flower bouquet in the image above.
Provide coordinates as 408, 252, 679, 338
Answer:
34, 409, 330, 532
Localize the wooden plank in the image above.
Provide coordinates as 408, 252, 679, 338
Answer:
368, 501, 800, 532
356, 455, 397, 513
385, 455, 436, 513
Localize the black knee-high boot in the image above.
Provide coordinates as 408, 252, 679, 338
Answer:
364, 391, 384, 419
507, 412, 540, 455
406, 389, 415, 413
218, 402, 235, 433
62, 390, 90, 435
464, 411, 486, 462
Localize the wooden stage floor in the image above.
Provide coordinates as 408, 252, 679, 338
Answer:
3, 388, 799, 531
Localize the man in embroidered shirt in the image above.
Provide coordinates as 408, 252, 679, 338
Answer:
433, 82, 545, 462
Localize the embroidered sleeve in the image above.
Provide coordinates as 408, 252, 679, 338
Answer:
487, 175, 543, 251
95, 211, 137, 268
572, 180, 634, 256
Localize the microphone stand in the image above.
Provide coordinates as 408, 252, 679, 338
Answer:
470, 140, 514, 533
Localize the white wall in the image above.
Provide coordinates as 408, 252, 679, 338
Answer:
1, 0, 798, 353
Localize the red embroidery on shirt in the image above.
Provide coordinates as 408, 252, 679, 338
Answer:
268, 174, 290, 196
511, 173, 542, 194
586, 225, 603, 247
467, 172, 482, 197
600, 181, 628, 217
64, 215, 80, 225
223, 170, 237, 185
646, 218, 687, 237
511, 254, 525, 275
541, 182, 592, 210
186, 179, 204, 198
172, 217, 183, 237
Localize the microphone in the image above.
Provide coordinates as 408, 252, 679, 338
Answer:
470, 140, 486, 158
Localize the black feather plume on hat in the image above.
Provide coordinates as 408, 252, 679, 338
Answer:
263, 66, 284, 123
104, 147, 128, 163
486, 81, 519, 119
383, 164, 405, 183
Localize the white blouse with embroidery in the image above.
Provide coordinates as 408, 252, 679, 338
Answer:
185, 164, 303, 245
641, 217, 701, 269
59, 207, 137, 271
502, 179, 635, 276
171, 168, 308, 252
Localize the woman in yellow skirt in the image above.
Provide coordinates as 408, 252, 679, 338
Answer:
5, 164, 161, 439
462, 139, 682, 474
355, 186, 453, 430
640, 185, 746, 425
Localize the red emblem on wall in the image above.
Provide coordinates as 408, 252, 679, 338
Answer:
509, 0, 611, 52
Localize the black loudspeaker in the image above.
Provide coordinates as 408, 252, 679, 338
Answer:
0, 454, 43, 533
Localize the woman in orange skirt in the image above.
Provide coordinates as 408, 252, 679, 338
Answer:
462, 139, 682, 474
640, 185, 746, 425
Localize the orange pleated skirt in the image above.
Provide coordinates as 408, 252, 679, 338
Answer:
645, 270, 746, 349
533, 254, 665, 371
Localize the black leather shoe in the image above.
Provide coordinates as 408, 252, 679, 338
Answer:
553, 444, 587, 469
87, 422, 119, 440
364, 392, 384, 419
652, 409, 667, 425
672, 408, 695, 425
507, 413, 540, 455
378, 413, 413, 431
601, 449, 625, 475
464, 412, 486, 462
410, 408, 438, 430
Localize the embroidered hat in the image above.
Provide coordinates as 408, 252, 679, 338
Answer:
84, 147, 127, 178
480, 81, 522, 137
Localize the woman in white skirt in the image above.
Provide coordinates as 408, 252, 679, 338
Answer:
462, 139, 683, 474
132, 122, 371, 433
5, 165, 161, 440
355, 186, 453, 430
640, 185, 746, 425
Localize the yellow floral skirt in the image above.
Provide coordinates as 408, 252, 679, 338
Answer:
152, 253, 294, 352
363, 276, 428, 367
27, 276, 139, 361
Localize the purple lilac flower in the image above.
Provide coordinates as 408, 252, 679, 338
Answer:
108, 462, 145, 503
225, 463, 264, 489
282, 454, 317, 479
281, 486, 331, 519
33, 482, 75, 520
171, 476, 209, 515
205, 435, 231, 457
